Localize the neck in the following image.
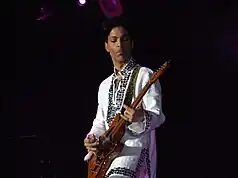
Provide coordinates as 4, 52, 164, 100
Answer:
114, 61, 126, 72
113, 57, 131, 72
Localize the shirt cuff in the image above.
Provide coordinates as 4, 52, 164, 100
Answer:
127, 110, 152, 135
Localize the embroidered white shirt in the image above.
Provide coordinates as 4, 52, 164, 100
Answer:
85, 61, 165, 178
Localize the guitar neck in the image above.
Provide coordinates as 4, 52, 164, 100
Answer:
130, 62, 169, 109
130, 82, 152, 109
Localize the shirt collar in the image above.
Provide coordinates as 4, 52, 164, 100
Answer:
113, 57, 136, 77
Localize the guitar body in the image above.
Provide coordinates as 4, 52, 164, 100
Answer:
88, 114, 126, 178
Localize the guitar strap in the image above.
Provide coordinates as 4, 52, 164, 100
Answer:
123, 65, 141, 107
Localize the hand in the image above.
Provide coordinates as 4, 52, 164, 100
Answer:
122, 104, 144, 123
84, 134, 99, 154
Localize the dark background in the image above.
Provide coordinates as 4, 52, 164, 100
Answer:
10, 0, 238, 177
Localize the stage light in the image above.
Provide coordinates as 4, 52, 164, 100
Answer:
77, 0, 86, 6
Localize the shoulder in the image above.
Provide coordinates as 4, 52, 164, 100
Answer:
99, 74, 113, 89
138, 66, 154, 78
96, 74, 113, 102
137, 66, 161, 88
97, 74, 113, 97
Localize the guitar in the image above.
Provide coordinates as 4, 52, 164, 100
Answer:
87, 60, 170, 178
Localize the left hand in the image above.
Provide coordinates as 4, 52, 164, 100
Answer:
122, 104, 144, 123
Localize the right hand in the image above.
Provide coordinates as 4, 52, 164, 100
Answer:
84, 134, 99, 153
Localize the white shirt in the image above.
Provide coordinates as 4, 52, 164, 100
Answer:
85, 59, 165, 178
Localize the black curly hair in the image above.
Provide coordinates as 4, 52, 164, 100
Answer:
101, 16, 133, 43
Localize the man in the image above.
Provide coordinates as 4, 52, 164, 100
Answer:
84, 16, 165, 178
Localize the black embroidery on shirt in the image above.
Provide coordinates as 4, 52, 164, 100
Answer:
106, 59, 137, 126
104, 149, 151, 178
144, 111, 153, 132
104, 167, 136, 178
135, 148, 151, 178
128, 110, 152, 136
145, 148, 151, 178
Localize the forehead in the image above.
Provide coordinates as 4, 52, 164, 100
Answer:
109, 26, 129, 37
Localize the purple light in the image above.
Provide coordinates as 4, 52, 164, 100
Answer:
36, 13, 50, 21
36, 7, 51, 21
98, 0, 123, 18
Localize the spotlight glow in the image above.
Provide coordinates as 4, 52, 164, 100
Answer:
78, 0, 86, 6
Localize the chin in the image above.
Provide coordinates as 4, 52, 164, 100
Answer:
116, 56, 125, 62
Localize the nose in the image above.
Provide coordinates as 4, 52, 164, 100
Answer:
116, 41, 121, 47
116, 39, 123, 47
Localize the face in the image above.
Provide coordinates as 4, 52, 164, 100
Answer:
105, 26, 133, 63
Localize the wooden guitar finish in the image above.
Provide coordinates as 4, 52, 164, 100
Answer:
87, 61, 170, 178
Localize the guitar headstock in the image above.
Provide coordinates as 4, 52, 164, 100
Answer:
150, 60, 171, 84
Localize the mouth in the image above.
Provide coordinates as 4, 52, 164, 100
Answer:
116, 51, 123, 55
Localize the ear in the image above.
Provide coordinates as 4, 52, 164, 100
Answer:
131, 40, 134, 49
105, 42, 110, 52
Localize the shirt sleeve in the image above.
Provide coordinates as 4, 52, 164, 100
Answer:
87, 82, 106, 138
127, 67, 166, 135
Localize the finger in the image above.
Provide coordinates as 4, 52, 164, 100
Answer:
84, 141, 99, 147
120, 114, 129, 121
87, 147, 97, 152
126, 114, 132, 122
125, 110, 135, 119
84, 138, 90, 144
123, 104, 134, 112
123, 110, 129, 118
90, 151, 97, 156
84, 135, 94, 143
125, 110, 134, 122
89, 138, 97, 143
136, 104, 142, 109
123, 113, 132, 122
85, 142, 99, 148
123, 104, 128, 109
124, 107, 134, 116
124, 110, 128, 116
84, 138, 95, 145
87, 134, 96, 142
136, 100, 143, 109
126, 117, 132, 122
88, 151, 97, 156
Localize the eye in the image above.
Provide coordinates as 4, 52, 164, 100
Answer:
122, 36, 130, 41
109, 37, 117, 43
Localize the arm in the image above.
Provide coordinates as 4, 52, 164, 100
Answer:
84, 82, 107, 161
127, 67, 166, 135
87, 83, 106, 138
